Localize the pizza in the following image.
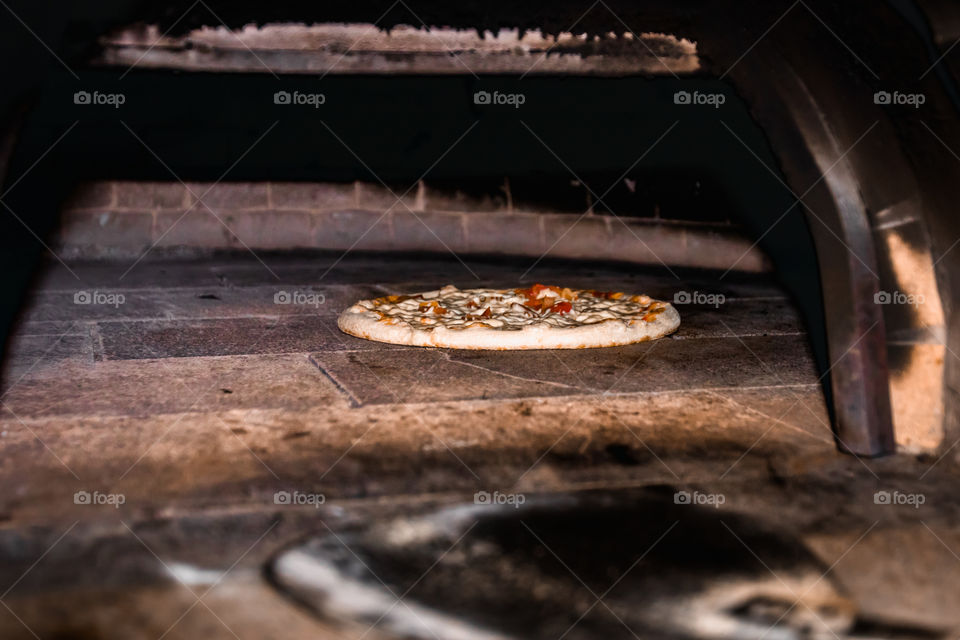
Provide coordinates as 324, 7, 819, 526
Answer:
337, 284, 680, 350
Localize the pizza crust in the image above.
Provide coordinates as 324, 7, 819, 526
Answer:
338, 284, 680, 350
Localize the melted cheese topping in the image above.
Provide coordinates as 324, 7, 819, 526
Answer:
346, 284, 668, 332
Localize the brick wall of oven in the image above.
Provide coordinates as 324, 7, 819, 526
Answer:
55, 180, 771, 272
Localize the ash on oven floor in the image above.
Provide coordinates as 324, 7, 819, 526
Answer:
270, 489, 945, 640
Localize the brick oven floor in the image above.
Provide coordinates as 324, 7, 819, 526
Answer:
0, 253, 957, 639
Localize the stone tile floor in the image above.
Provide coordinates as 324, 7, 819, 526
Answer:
0, 252, 957, 639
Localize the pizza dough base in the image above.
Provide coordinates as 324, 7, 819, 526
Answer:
337, 299, 680, 350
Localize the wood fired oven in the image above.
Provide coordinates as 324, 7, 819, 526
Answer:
0, 1, 959, 638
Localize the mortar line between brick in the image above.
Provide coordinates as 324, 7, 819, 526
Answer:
88, 322, 106, 363
369, 382, 825, 410
307, 353, 361, 408
439, 350, 586, 392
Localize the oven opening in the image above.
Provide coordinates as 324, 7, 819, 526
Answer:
0, 4, 956, 639
0, 72, 854, 457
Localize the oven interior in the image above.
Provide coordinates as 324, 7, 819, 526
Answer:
1, 1, 959, 638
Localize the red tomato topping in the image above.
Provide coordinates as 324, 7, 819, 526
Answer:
552, 300, 573, 314
516, 284, 563, 305
530, 283, 558, 296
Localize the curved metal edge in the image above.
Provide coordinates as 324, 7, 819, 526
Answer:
724, 54, 897, 457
